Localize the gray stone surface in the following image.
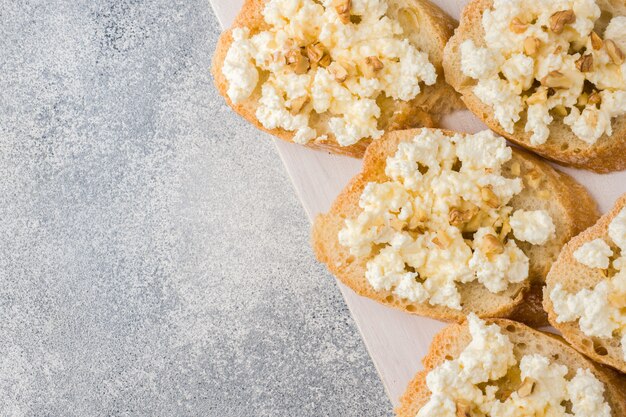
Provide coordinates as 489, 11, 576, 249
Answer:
0, 1, 392, 416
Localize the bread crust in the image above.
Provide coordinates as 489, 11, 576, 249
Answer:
396, 319, 626, 417
211, 0, 463, 158
545, 193, 626, 373
443, 0, 626, 173
312, 128, 598, 324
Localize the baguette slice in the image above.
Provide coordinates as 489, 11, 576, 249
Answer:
443, 0, 626, 173
212, 0, 463, 158
397, 318, 626, 417
313, 128, 598, 324
545, 194, 626, 373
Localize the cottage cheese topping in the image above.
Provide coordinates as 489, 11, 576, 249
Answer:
510, 209, 556, 245
573, 238, 613, 268
222, 0, 437, 146
417, 315, 612, 417
338, 130, 555, 310
551, 207, 626, 360
461, 0, 626, 146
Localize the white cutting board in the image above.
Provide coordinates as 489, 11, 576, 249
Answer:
209, 0, 626, 406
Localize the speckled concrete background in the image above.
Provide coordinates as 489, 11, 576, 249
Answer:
0, 1, 391, 415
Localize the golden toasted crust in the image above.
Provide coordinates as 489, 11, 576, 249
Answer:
443, 0, 626, 173
396, 319, 626, 417
312, 128, 598, 324
545, 193, 626, 373
211, 0, 463, 158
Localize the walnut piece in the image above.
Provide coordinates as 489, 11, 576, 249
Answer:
289, 96, 309, 115
433, 230, 453, 249
482, 234, 505, 255
549, 10, 576, 34
328, 62, 348, 82
286, 49, 310, 75
523, 37, 541, 56
541, 71, 570, 89
575, 54, 593, 72
509, 17, 528, 34
481, 186, 500, 208
335, 0, 351, 24
526, 89, 547, 105
518, 378, 536, 398
306, 43, 325, 65
590, 31, 603, 50
363, 56, 384, 78
606, 39, 625, 65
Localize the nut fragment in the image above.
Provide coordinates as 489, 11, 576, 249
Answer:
449, 208, 473, 227
433, 230, 453, 249
329, 62, 348, 82
363, 56, 384, 78
575, 53, 593, 72
609, 292, 626, 309
318, 54, 332, 68
499, 220, 512, 240
286, 49, 310, 74
518, 378, 536, 398
590, 31, 603, 50
526, 89, 547, 105
482, 234, 505, 255
289, 96, 309, 115
550, 10, 576, 34
510, 17, 528, 34
588, 91, 602, 105
606, 39, 625, 65
335, 0, 351, 24
306, 43, 325, 65
541, 71, 570, 89
481, 186, 500, 208
523, 37, 541, 56
456, 402, 471, 417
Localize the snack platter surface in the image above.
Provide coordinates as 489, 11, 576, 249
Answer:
209, 0, 626, 405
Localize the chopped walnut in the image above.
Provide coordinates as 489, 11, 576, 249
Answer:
363, 56, 384, 78
523, 37, 541, 56
289, 96, 309, 115
481, 186, 500, 208
433, 230, 453, 249
328, 62, 348, 82
286, 49, 310, 74
482, 234, 505, 255
510, 17, 528, 34
606, 39, 625, 65
542, 71, 571, 89
590, 31, 603, 50
518, 378, 536, 398
549, 10, 576, 34
306, 43, 325, 65
335, 0, 351, 24
575, 54, 593, 72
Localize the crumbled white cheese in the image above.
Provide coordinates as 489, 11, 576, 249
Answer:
338, 130, 552, 309
510, 209, 556, 245
573, 238, 613, 269
551, 208, 626, 361
222, 0, 437, 145
223, 28, 259, 104
418, 315, 612, 417
608, 207, 626, 251
460, 0, 626, 146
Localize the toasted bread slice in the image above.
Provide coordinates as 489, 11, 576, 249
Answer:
545, 194, 626, 373
397, 318, 626, 417
313, 128, 598, 324
212, 0, 463, 158
443, 0, 626, 173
